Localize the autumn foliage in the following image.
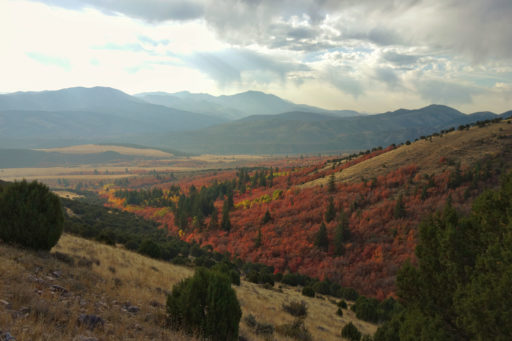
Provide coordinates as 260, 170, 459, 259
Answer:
100, 146, 506, 298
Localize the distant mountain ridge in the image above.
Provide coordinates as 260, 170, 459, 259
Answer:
0, 86, 510, 153
0, 87, 225, 148
138, 104, 510, 154
136, 90, 359, 120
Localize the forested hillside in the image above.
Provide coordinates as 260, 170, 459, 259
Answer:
99, 119, 512, 298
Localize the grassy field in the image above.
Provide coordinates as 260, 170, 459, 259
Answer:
40, 145, 175, 158
0, 234, 376, 340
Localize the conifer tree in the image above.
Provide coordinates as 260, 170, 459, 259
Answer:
208, 207, 218, 229
314, 222, 329, 251
393, 194, 405, 219
262, 209, 272, 224
328, 174, 336, 193
221, 200, 231, 232
325, 196, 336, 222
254, 228, 262, 248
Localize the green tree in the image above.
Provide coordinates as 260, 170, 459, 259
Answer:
254, 228, 262, 248
393, 194, 405, 219
167, 268, 242, 340
325, 196, 336, 222
314, 222, 329, 251
341, 322, 361, 341
208, 207, 218, 229
262, 209, 272, 224
328, 174, 336, 193
138, 239, 161, 259
376, 172, 512, 341
221, 200, 232, 232
0, 180, 63, 250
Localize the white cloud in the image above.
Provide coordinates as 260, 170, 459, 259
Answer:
1, 0, 512, 113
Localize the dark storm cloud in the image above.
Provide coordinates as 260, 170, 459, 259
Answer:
188, 48, 309, 86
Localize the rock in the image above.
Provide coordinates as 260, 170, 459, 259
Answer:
0, 300, 11, 310
51, 271, 62, 278
50, 285, 69, 295
19, 307, 31, 315
149, 300, 160, 307
72, 336, 98, 341
122, 302, 140, 313
0, 331, 15, 341
77, 314, 104, 331
125, 305, 140, 313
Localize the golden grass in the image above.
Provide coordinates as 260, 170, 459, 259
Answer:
1, 234, 376, 340
303, 120, 512, 187
39, 145, 175, 158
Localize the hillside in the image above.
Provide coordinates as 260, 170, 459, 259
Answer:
148, 104, 503, 154
304, 119, 512, 187
0, 234, 376, 340
99, 119, 512, 298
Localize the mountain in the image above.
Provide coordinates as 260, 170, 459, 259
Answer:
502, 110, 512, 119
144, 104, 500, 154
136, 90, 358, 120
0, 87, 225, 148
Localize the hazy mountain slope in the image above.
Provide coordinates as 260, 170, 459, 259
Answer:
137, 90, 358, 120
0, 86, 141, 111
136, 91, 246, 120
150, 104, 490, 154
0, 87, 225, 148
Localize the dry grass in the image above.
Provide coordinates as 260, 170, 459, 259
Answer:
1, 234, 376, 340
39, 145, 175, 158
303, 120, 512, 187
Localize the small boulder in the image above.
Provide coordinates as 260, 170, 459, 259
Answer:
77, 314, 104, 331
72, 336, 98, 341
0, 331, 15, 341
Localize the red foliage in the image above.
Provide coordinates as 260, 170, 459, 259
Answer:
100, 150, 496, 298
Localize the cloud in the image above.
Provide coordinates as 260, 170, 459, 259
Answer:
26, 52, 71, 70
187, 48, 309, 86
416, 79, 481, 104
325, 66, 364, 98
382, 51, 419, 66
375, 67, 401, 89
29, 0, 512, 61
32, 0, 204, 21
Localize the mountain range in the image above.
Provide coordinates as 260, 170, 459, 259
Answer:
0, 86, 510, 154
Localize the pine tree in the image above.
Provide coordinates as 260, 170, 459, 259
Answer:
393, 194, 405, 219
227, 191, 234, 210
221, 200, 231, 232
328, 174, 336, 193
314, 222, 329, 251
261, 209, 272, 224
254, 228, 262, 248
208, 207, 218, 229
325, 197, 336, 222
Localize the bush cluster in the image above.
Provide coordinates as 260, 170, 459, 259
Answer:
166, 268, 241, 341
0, 180, 63, 250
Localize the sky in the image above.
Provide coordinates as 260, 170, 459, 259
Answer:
1, 0, 512, 113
